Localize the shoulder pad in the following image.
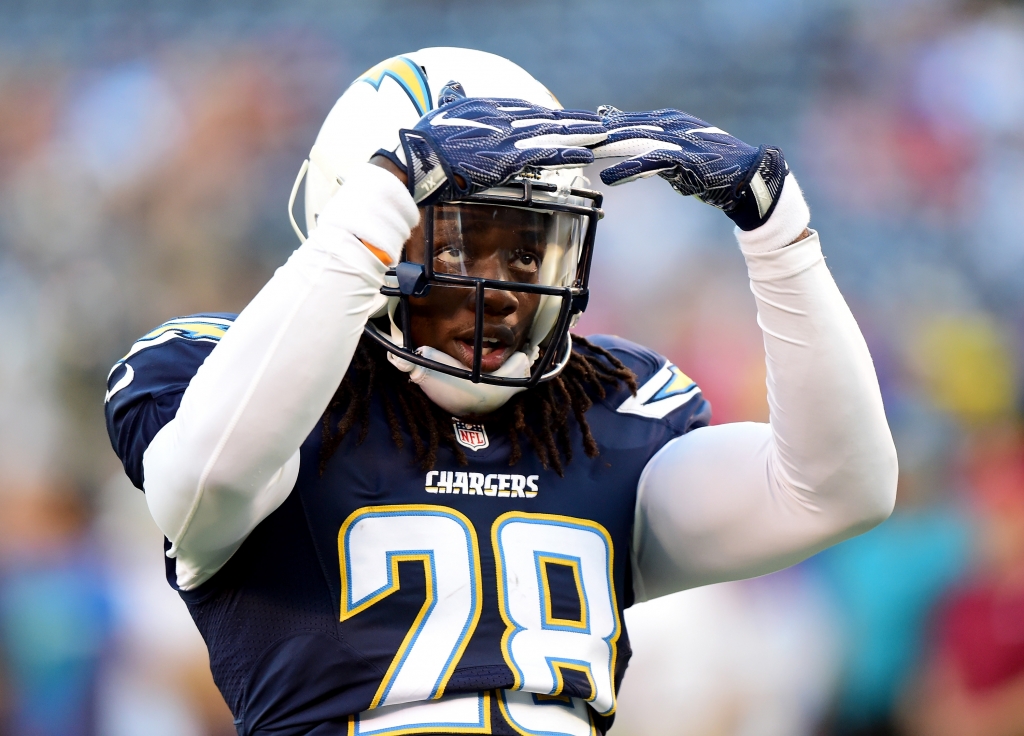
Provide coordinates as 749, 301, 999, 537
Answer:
579, 334, 710, 425
106, 313, 234, 403
105, 313, 236, 489
119, 313, 235, 362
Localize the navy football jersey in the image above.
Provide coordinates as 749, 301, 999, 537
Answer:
105, 314, 710, 736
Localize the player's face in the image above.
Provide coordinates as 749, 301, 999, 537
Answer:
405, 204, 546, 372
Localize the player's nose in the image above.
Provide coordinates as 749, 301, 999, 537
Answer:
481, 285, 519, 316
465, 254, 520, 316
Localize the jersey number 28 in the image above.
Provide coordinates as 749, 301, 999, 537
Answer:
337, 505, 620, 735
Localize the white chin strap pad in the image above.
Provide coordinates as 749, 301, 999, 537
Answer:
387, 346, 538, 417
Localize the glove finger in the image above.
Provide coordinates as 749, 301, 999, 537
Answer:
525, 147, 595, 168
486, 103, 601, 124
603, 116, 662, 131
600, 108, 715, 135
552, 108, 603, 123
489, 99, 557, 118
445, 126, 503, 142
599, 109, 667, 127
427, 110, 509, 132
596, 105, 647, 119
603, 124, 666, 137
591, 137, 679, 160
514, 131, 608, 150
510, 118, 606, 136
599, 156, 675, 186
686, 126, 733, 141
457, 161, 502, 189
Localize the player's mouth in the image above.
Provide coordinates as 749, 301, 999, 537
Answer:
452, 328, 516, 372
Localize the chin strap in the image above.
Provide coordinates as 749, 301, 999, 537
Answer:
387, 345, 538, 417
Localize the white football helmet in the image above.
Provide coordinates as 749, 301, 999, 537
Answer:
288, 48, 603, 411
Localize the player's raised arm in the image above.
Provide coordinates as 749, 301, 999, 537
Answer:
137, 164, 417, 588
591, 108, 898, 599
133, 99, 605, 590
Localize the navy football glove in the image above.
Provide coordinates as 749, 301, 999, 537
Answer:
591, 106, 788, 230
398, 98, 607, 205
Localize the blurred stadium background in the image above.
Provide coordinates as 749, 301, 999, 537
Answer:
2, 0, 1024, 734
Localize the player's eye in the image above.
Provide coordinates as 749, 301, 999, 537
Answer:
435, 246, 467, 270
508, 249, 539, 275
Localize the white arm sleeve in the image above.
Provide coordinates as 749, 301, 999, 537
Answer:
141, 164, 419, 590
632, 177, 898, 601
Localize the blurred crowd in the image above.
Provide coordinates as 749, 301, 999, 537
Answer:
1, 0, 1023, 734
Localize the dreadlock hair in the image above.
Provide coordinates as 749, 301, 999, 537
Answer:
319, 335, 637, 477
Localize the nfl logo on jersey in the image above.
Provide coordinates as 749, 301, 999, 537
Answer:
453, 420, 489, 451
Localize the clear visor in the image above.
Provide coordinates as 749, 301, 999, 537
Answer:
369, 181, 602, 386
429, 201, 586, 288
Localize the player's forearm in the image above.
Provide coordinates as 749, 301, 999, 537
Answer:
741, 178, 897, 538
142, 163, 417, 587
632, 176, 897, 598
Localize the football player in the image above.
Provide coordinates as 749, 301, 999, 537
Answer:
105, 48, 897, 736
